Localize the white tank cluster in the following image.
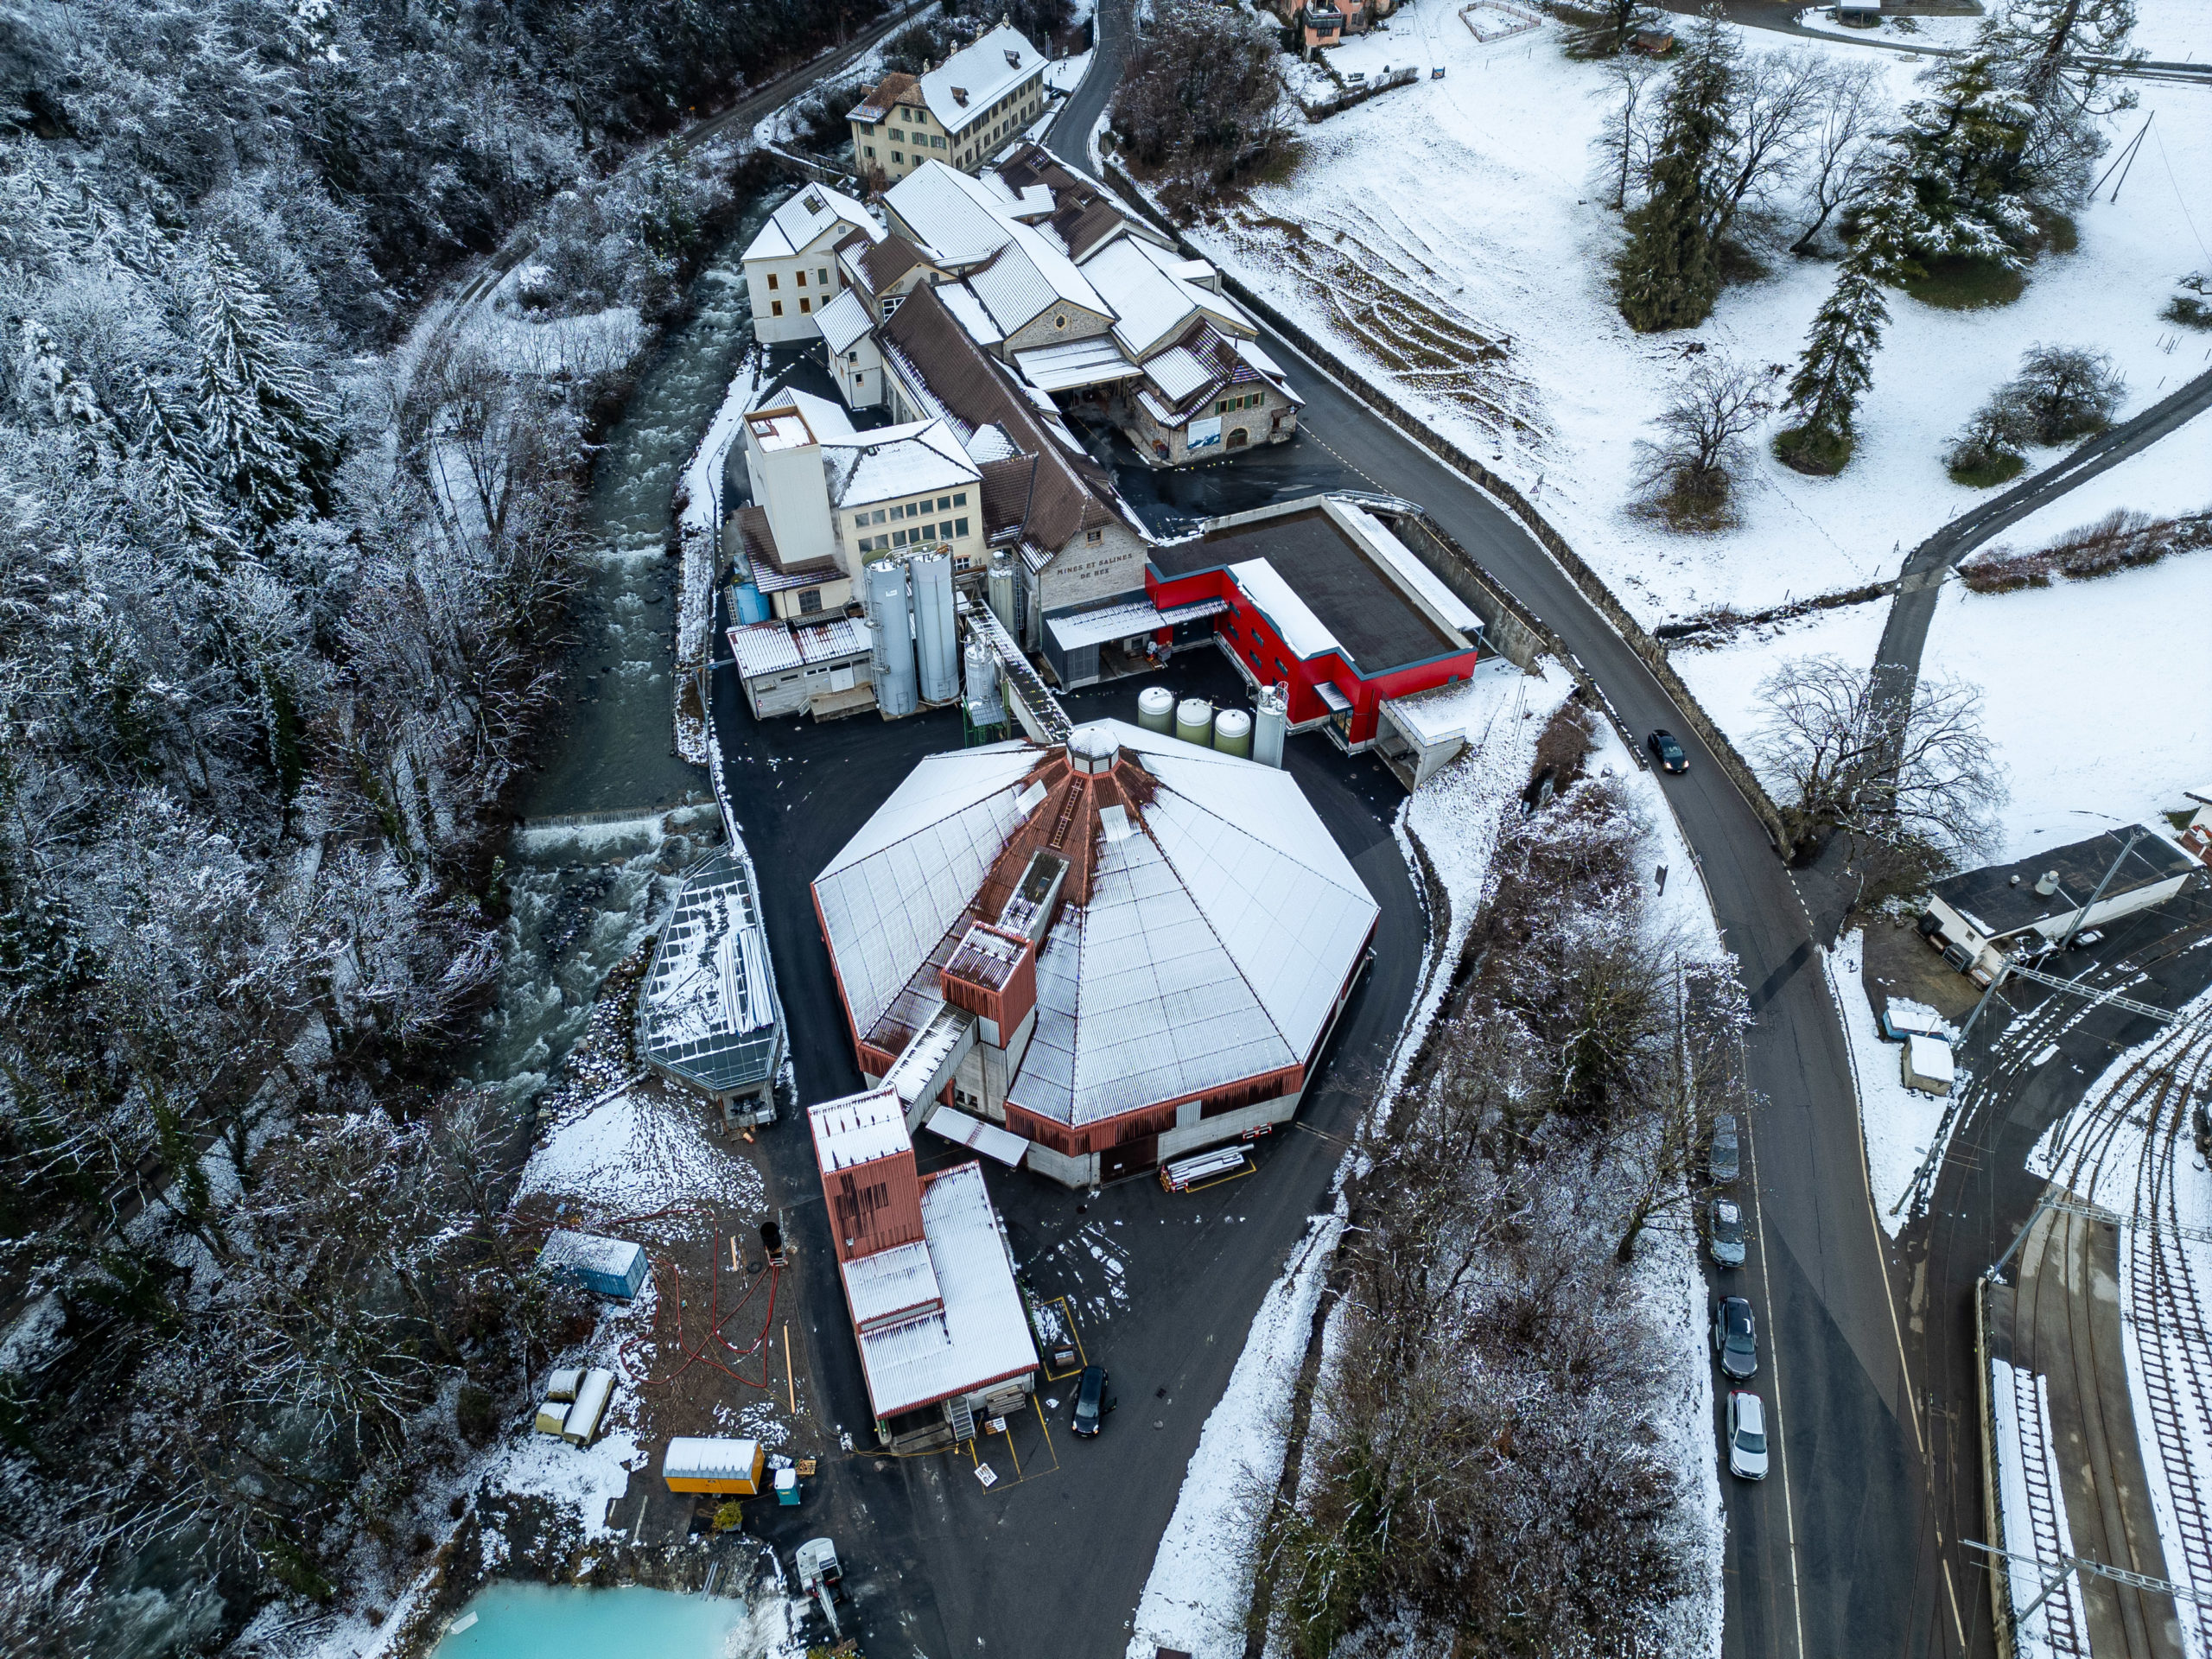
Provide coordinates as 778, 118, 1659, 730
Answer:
1135, 686, 1278, 764
1213, 707, 1252, 758
1137, 685, 1175, 734
1173, 696, 1213, 746
862, 552, 961, 717
963, 636, 1006, 728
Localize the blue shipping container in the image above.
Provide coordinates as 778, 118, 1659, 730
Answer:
734, 582, 771, 625
541, 1230, 650, 1300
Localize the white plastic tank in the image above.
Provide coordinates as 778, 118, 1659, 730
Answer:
1213, 707, 1253, 758
908, 550, 957, 703
1137, 686, 1175, 734
866, 560, 918, 719
1174, 697, 1213, 746
1253, 683, 1288, 768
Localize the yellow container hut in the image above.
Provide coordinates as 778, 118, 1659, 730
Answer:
662, 1436, 767, 1496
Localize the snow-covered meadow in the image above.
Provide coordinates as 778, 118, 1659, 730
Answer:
1184, 4, 2211, 630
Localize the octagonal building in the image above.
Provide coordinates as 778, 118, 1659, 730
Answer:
810, 720, 1380, 1186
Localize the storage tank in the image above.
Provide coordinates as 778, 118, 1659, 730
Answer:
1174, 697, 1213, 746
909, 550, 958, 704
866, 560, 918, 718
1137, 686, 1175, 734
1213, 707, 1253, 758
988, 551, 1018, 633
1254, 683, 1288, 768
964, 637, 1006, 726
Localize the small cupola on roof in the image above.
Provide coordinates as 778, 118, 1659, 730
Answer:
1066, 724, 1119, 775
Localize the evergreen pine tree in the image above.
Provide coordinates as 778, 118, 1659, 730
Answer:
191, 237, 337, 533
1613, 15, 1738, 333
130, 383, 244, 576
1986, 0, 2142, 193
1775, 263, 1888, 474
1852, 53, 2037, 285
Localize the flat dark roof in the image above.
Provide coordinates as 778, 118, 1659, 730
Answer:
1150, 506, 1462, 677
1933, 829, 2196, 937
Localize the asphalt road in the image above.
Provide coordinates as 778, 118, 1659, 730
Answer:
1049, 11, 1936, 1657
709, 639, 1425, 1658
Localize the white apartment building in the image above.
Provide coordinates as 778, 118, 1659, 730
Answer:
741, 184, 880, 344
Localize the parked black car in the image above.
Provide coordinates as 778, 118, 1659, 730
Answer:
1647, 729, 1689, 773
1713, 1295, 1758, 1380
1071, 1364, 1115, 1437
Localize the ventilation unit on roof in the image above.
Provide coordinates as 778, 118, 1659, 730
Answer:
951, 87, 969, 105
2034, 871, 2061, 897
1006, 50, 1021, 66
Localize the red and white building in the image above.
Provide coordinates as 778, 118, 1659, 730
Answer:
810, 721, 1381, 1186
809, 1088, 1039, 1449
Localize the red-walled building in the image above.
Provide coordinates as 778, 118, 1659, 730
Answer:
1142, 495, 1485, 748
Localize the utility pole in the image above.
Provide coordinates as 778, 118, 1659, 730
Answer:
2055, 824, 2143, 956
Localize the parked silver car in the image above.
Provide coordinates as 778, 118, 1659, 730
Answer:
1708, 1113, 1739, 1185
1708, 1198, 1745, 1268
1727, 1390, 1769, 1480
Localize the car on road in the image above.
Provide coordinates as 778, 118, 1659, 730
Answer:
1726, 1390, 1769, 1480
1713, 1295, 1758, 1380
1071, 1364, 1115, 1437
1646, 729, 1689, 773
1708, 1112, 1739, 1185
1708, 1198, 1745, 1267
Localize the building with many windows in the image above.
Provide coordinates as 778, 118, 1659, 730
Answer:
848, 25, 1049, 188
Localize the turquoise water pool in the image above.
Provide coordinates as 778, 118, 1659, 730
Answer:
433, 1583, 747, 1659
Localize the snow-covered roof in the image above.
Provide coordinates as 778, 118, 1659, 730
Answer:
808, 1086, 912, 1171
1230, 556, 1339, 660
637, 849, 782, 1096
817, 287, 875, 355
813, 721, 1378, 1131
913, 24, 1046, 136
743, 183, 880, 263
840, 1239, 942, 1331
823, 419, 982, 507
925, 1105, 1029, 1166
1014, 334, 1139, 391
964, 422, 1021, 462
1382, 657, 1526, 748
1043, 596, 1226, 652
815, 747, 1041, 1035
728, 617, 870, 678
746, 387, 855, 454
663, 1438, 763, 1483
967, 226, 1107, 337
1081, 236, 1253, 362
1143, 345, 1213, 404
883, 161, 1020, 268
852, 1161, 1038, 1417
937, 282, 1005, 348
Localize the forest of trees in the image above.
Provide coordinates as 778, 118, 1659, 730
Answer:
0, 0, 881, 1649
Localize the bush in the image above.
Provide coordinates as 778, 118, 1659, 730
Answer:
455, 1384, 499, 1446
2010, 342, 2126, 443
1109, 0, 1291, 200
1773, 421, 1853, 475
2165, 272, 2211, 331
1961, 508, 2212, 592
1631, 354, 1775, 531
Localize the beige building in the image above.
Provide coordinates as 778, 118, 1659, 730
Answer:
849, 25, 1049, 188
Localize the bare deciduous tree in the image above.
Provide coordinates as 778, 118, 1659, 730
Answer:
1594, 53, 1667, 211
1752, 654, 2007, 858
1633, 353, 1777, 531
1792, 60, 1886, 253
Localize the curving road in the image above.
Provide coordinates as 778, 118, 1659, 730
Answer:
1054, 14, 1935, 1659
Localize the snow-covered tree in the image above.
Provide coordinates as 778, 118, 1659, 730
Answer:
190, 237, 337, 533
1986, 0, 2144, 194
1776, 264, 1888, 474
1851, 52, 2037, 285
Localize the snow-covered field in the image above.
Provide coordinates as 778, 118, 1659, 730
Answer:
1668, 596, 1890, 794
1824, 929, 1960, 1236
1182, 6, 2211, 630
1980, 407, 2212, 553
1926, 550, 2212, 862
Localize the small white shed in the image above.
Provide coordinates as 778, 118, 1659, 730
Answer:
1902, 1034, 1955, 1096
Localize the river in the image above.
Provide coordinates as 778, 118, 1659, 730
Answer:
467, 196, 775, 1101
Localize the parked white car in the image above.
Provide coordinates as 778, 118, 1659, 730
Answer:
1727, 1389, 1769, 1481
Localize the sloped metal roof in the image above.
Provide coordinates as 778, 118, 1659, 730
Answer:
637, 849, 783, 1097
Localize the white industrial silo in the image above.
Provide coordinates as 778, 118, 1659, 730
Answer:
866, 560, 918, 719
1137, 686, 1175, 734
908, 550, 958, 704
964, 636, 1006, 727
1254, 683, 1288, 767
988, 551, 1018, 634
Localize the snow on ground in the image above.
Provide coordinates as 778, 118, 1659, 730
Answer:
1178, 9, 2212, 630
2135, 0, 2212, 60
1924, 550, 2212, 862
1979, 408, 2212, 556
1824, 929, 1958, 1236
1046, 48, 1094, 94
1796, 10, 1986, 48
677, 354, 766, 760
522, 1078, 766, 1216
1667, 595, 1890, 799
1124, 1210, 1344, 1659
